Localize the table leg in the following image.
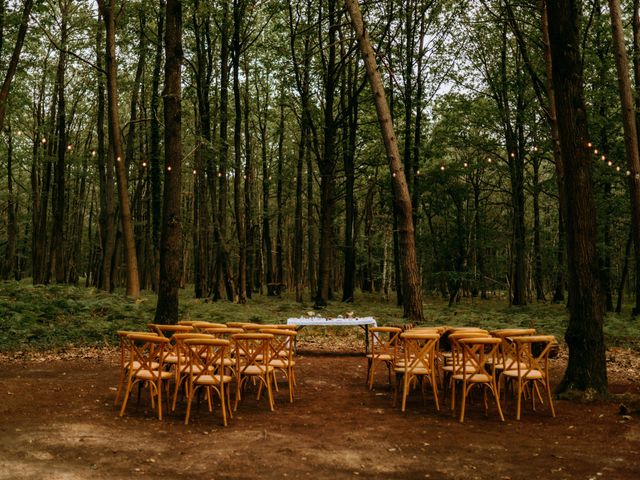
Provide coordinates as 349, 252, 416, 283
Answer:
365, 324, 369, 354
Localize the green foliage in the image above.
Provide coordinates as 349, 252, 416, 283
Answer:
1, 282, 638, 352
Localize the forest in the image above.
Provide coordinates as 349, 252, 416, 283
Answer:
0, 0, 638, 333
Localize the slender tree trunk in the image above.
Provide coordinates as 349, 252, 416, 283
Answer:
609, 0, 640, 316
49, 8, 68, 284
616, 227, 633, 313
0, 0, 33, 131
99, 0, 140, 299
3, 126, 17, 279
533, 152, 545, 301
154, 0, 182, 323
345, 0, 424, 321
150, 1, 165, 292
276, 101, 285, 285
548, 0, 607, 395
243, 55, 254, 298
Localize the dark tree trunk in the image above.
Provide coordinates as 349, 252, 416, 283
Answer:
100, 0, 140, 298
150, 1, 165, 292
3, 126, 17, 279
548, 0, 607, 395
314, 0, 339, 308
276, 101, 285, 286
345, 0, 424, 321
154, 0, 182, 324
616, 227, 633, 313
533, 152, 545, 301
49, 8, 68, 284
243, 56, 254, 298
610, 0, 640, 316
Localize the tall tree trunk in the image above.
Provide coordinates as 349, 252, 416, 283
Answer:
616, 227, 633, 313
3, 125, 17, 279
96, 12, 115, 292
150, 1, 165, 291
276, 101, 285, 285
154, 0, 182, 323
0, 0, 33, 131
99, 0, 140, 299
609, 0, 640, 316
315, 0, 339, 308
243, 55, 254, 298
259, 82, 274, 294
342, 53, 358, 303
213, 0, 234, 302
533, 151, 545, 301
49, 7, 68, 284
548, 0, 607, 395
232, 0, 246, 304
345, 0, 424, 321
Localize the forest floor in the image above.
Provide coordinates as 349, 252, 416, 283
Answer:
0, 334, 639, 480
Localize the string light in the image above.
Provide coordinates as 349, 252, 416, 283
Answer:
268, 176, 272, 181
607, 160, 613, 167
533, 146, 539, 152
601, 155, 606, 161
116, 156, 121, 162
142, 161, 147, 167
627, 170, 632, 176
487, 158, 492, 163
594, 149, 599, 155
41, 138, 46, 144
193, 169, 197, 175
440, 165, 445, 171
587, 142, 593, 148
67, 144, 72, 151
616, 166, 621, 172
218, 172, 222, 177
463, 162, 468, 168
167, 165, 172, 172
510, 152, 516, 158
392, 172, 396, 177
91, 150, 96, 157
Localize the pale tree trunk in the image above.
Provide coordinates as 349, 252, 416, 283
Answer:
611, 0, 640, 315
548, 0, 607, 395
155, 0, 183, 323
99, 0, 140, 298
345, 0, 424, 321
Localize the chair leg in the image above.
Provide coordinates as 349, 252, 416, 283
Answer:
119, 378, 135, 417
431, 371, 440, 411
459, 382, 469, 423
220, 383, 228, 427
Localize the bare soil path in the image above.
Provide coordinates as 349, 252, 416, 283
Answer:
0, 343, 639, 480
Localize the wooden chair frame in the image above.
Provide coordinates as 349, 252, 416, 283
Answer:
451, 337, 504, 422
261, 328, 298, 403
394, 332, 440, 412
366, 326, 402, 390
183, 338, 233, 426
232, 333, 276, 411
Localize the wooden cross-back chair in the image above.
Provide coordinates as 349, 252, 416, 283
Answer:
260, 328, 298, 403
119, 334, 172, 420
366, 326, 402, 390
114, 330, 158, 406
499, 335, 556, 420
170, 333, 215, 412
231, 333, 276, 411
451, 337, 504, 423
393, 332, 440, 412
183, 338, 233, 426
489, 328, 536, 376
191, 321, 226, 332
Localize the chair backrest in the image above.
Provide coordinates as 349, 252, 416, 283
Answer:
231, 333, 274, 373
184, 338, 230, 382
204, 327, 245, 338
148, 324, 193, 338
260, 328, 297, 361
458, 337, 501, 380
226, 322, 252, 329
399, 332, 440, 375
242, 323, 282, 331
369, 326, 402, 359
127, 333, 170, 378
490, 328, 537, 368
510, 335, 556, 375
191, 321, 227, 331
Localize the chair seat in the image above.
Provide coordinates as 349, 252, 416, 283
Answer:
163, 354, 179, 364
394, 366, 430, 375
270, 358, 295, 368
179, 364, 204, 374
125, 360, 160, 370
502, 369, 544, 380
241, 364, 274, 375
193, 374, 233, 385
452, 372, 491, 383
135, 369, 173, 381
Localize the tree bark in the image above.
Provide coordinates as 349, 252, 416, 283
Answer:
0, 0, 33, 131
609, 0, 640, 316
99, 0, 141, 299
548, 0, 607, 395
345, 0, 423, 321
154, 0, 183, 324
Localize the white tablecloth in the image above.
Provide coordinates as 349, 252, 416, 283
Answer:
286, 316, 377, 327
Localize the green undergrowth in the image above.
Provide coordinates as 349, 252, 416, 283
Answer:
0, 280, 638, 352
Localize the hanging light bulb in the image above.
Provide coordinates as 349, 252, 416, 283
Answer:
487, 158, 492, 163
167, 165, 172, 172
41, 138, 47, 144
593, 149, 599, 155
218, 172, 222, 177
587, 141, 593, 148
193, 169, 197, 175
67, 144, 72, 151
142, 161, 147, 167
440, 165, 445, 171
616, 166, 621, 172
463, 162, 468, 168
116, 156, 121, 162
91, 150, 96, 157
607, 160, 612, 167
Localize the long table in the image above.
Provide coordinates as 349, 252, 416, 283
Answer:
286, 316, 378, 353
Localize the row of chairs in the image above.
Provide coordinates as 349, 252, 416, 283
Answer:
366, 326, 557, 422
115, 321, 298, 426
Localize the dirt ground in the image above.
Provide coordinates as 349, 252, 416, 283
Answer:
0, 335, 639, 480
